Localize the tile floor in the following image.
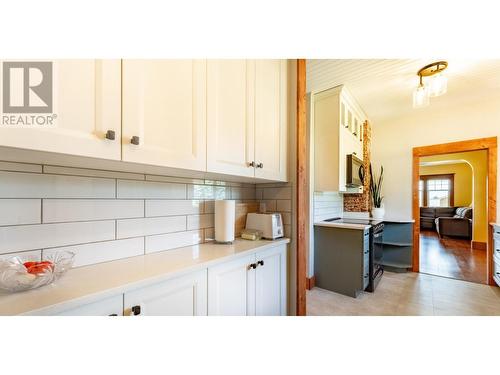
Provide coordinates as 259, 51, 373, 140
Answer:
307, 271, 500, 316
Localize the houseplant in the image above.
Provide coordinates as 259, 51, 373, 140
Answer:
370, 164, 385, 218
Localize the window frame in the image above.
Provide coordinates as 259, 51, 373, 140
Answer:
419, 173, 455, 207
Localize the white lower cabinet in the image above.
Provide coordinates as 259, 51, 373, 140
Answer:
32, 245, 286, 316
208, 253, 257, 316
208, 244, 287, 316
57, 294, 123, 316
255, 245, 287, 316
123, 269, 207, 316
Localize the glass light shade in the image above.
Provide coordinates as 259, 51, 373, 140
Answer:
413, 84, 429, 108
428, 73, 448, 97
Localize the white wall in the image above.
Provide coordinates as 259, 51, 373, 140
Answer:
371, 96, 500, 221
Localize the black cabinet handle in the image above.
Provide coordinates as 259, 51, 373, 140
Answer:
248, 263, 257, 270
131, 305, 141, 315
108, 313, 118, 316
257, 260, 264, 266
105, 130, 116, 140
130, 136, 140, 145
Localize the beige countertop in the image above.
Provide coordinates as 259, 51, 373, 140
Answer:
0, 238, 290, 316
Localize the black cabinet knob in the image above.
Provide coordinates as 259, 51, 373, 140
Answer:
130, 136, 140, 145
248, 161, 255, 167
105, 130, 116, 140
248, 263, 257, 270
257, 260, 264, 266
257, 162, 264, 168
131, 305, 141, 315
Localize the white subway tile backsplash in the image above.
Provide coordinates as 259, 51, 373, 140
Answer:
145, 230, 203, 254
117, 180, 186, 199
230, 187, 256, 200
187, 214, 214, 230
262, 186, 292, 200
43, 199, 144, 223
276, 200, 292, 212
117, 216, 186, 238
145, 200, 203, 217
0, 250, 42, 262
0, 199, 41, 226
260, 200, 277, 212
0, 161, 42, 173
204, 228, 215, 242
0, 220, 115, 254
204, 200, 214, 214
0, 172, 115, 198
43, 238, 144, 268
43, 166, 144, 181
187, 184, 229, 200
281, 212, 292, 225
0, 162, 265, 267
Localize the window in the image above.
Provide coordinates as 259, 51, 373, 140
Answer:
419, 174, 454, 207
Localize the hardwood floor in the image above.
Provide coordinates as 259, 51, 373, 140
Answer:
307, 271, 500, 316
419, 230, 487, 284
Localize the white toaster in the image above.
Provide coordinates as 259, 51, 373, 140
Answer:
245, 213, 284, 240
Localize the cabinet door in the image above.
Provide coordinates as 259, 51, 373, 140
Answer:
255, 245, 287, 316
122, 60, 207, 171
207, 60, 255, 177
56, 294, 123, 316
254, 60, 288, 181
124, 270, 207, 316
208, 254, 256, 316
0, 60, 121, 160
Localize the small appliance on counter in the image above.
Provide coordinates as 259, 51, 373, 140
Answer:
215, 200, 235, 243
245, 213, 284, 240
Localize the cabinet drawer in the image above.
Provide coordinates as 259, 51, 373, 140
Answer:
494, 260, 500, 284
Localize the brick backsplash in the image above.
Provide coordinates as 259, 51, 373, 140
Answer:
0, 161, 256, 268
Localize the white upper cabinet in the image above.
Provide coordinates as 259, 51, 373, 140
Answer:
314, 85, 367, 193
0, 60, 121, 160
254, 60, 288, 181
122, 60, 207, 171
0, 59, 289, 182
206, 60, 255, 177
123, 269, 207, 316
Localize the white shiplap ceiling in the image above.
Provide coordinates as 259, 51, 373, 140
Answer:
306, 59, 500, 124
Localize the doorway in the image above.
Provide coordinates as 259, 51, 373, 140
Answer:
412, 138, 497, 285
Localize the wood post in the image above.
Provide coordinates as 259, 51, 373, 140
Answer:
296, 59, 307, 315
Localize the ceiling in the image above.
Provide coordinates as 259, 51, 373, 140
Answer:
306, 59, 500, 124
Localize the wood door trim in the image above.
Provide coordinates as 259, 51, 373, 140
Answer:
296, 59, 307, 315
412, 137, 497, 285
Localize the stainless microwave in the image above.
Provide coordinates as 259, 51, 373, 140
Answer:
346, 154, 363, 187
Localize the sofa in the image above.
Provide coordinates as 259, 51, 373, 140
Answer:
420, 206, 473, 240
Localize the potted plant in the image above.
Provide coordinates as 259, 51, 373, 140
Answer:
370, 164, 385, 219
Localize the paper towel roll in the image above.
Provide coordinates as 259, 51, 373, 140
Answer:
215, 200, 235, 243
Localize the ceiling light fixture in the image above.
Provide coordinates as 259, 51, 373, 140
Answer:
412, 61, 448, 108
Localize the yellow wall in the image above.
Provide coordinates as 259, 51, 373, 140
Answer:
419, 162, 473, 207
420, 151, 488, 243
